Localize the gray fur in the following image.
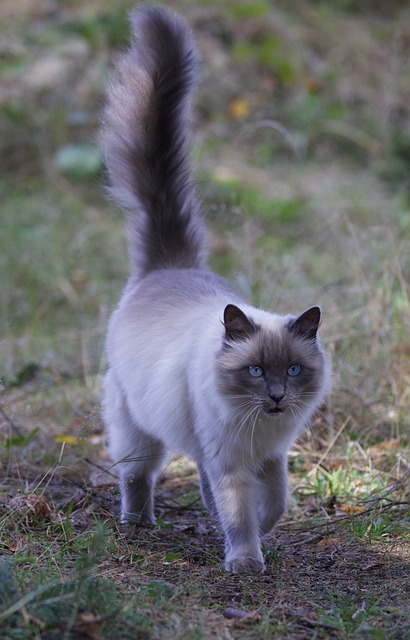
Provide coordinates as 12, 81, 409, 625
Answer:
100, 5, 207, 277
101, 6, 331, 574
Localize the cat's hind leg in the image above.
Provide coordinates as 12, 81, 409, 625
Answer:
117, 432, 165, 525
103, 370, 166, 524
197, 463, 217, 516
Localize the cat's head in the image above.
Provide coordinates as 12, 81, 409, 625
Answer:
217, 304, 329, 420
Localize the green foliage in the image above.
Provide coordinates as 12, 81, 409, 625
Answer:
0, 178, 126, 381
0, 558, 19, 612
232, 36, 299, 84
205, 176, 305, 224
55, 144, 103, 180
8, 363, 40, 387
0, 527, 117, 637
314, 0, 406, 15
377, 130, 410, 198
348, 510, 410, 542
227, 0, 270, 19
288, 92, 348, 132
318, 593, 386, 637
4, 428, 39, 450
143, 579, 175, 598
61, 7, 130, 49
300, 464, 385, 503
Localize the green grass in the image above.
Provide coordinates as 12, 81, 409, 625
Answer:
1, 0, 409, 638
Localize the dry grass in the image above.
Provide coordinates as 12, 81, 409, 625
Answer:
1, 0, 409, 638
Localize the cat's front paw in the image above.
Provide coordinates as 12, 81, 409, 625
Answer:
225, 556, 266, 575
120, 511, 155, 526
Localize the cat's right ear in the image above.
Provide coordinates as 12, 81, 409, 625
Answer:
223, 304, 257, 342
289, 305, 321, 340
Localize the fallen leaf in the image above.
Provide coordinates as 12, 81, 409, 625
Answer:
393, 345, 410, 356
367, 439, 400, 456
316, 536, 341, 546
9, 495, 53, 523
336, 504, 365, 515
302, 76, 323, 93
55, 434, 82, 445
228, 99, 250, 119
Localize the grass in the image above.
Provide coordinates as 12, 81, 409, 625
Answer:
1, 0, 409, 638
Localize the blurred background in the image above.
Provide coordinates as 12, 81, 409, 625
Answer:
1, 0, 409, 485
1, 2, 409, 637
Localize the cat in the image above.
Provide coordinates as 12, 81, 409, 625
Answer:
100, 4, 331, 574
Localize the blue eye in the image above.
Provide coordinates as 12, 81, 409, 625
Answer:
249, 365, 264, 378
287, 364, 301, 376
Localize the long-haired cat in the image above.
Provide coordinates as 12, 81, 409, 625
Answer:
100, 5, 331, 574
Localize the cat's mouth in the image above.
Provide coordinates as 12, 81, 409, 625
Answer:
264, 406, 285, 416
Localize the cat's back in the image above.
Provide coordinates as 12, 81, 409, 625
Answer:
105, 268, 242, 433
106, 268, 243, 362
136, 268, 240, 307
117, 268, 240, 319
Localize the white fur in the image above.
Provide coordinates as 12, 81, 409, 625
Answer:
103, 270, 331, 574
101, 5, 330, 574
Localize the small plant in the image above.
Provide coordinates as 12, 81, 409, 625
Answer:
299, 465, 385, 503
0, 524, 124, 639
318, 593, 387, 638
232, 36, 300, 85
348, 510, 408, 543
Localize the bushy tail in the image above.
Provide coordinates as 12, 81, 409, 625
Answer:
100, 5, 207, 278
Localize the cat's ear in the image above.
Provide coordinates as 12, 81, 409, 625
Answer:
223, 304, 257, 342
289, 306, 321, 340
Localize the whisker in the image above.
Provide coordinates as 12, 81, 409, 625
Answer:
224, 399, 262, 463
249, 406, 262, 468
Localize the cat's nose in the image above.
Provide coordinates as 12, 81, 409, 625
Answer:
268, 391, 285, 404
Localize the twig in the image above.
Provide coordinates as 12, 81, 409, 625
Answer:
155, 494, 201, 511
291, 533, 325, 547
84, 457, 118, 480
307, 416, 351, 478
0, 405, 22, 435
292, 499, 409, 534
361, 471, 409, 504
237, 119, 301, 158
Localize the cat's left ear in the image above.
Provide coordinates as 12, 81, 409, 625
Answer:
223, 304, 257, 342
289, 306, 321, 340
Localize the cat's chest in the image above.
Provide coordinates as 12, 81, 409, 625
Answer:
201, 407, 297, 467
